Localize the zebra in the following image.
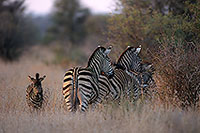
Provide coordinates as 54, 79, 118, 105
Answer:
138, 63, 155, 89
110, 45, 143, 100
116, 45, 156, 99
62, 46, 114, 112
26, 73, 46, 109
97, 45, 143, 102
132, 62, 156, 101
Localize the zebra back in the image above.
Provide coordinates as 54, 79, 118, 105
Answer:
108, 69, 137, 100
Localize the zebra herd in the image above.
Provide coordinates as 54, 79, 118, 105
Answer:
26, 45, 155, 112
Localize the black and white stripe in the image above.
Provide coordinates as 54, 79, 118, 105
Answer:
62, 46, 114, 112
26, 73, 46, 109
107, 68, 140, 100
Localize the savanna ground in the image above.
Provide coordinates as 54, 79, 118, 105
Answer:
0, 45, 200, 133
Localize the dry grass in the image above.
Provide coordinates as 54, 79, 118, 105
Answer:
0, 45, 200, 133
151, 40, 200, 110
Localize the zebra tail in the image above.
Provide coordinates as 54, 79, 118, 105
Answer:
72, 67, 80, 112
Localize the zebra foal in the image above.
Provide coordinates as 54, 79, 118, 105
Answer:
26, 73, 46, 109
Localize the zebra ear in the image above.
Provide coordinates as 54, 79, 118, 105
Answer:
135, 45, 141, 54
40, 75, 46, 82
104, 46, 112, 55
143, 64, 152, 70
28, 75, 34, 82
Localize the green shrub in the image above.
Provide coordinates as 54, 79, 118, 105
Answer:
107, 0, 200, 56
52, 44, 88, 67
0, 0, 40, 61
107, 0, 200, 110
46, 0, 90, 45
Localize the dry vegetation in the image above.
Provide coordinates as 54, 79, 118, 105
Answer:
0, 45, 200, 133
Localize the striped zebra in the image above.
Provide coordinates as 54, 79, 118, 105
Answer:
138, 63, 155, 88
132, 62, 156, 101
26, 73, 46, 109
107, 68, 140, 100
62, 46, 114, 112
97, 46, 143, 102
110, 45, 143, 100
116, 45, 156, 101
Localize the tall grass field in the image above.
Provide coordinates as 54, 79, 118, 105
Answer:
0, 46, 200, 133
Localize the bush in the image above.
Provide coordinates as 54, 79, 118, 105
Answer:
46, 0, 90, 45
107, 0, 200, 59
107, 0, 200, 110
0, 0, 40, 61
85, 15, 109, 36
152, 38, 200, 110
52, 44, 88, 68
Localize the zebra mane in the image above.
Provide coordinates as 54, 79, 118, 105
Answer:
113, 63, 126, 70
117, 46, 136, 64
87, 46, 106, 67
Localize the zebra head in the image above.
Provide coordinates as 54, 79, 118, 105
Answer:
87, 46, 114, 79
102, 46, 114, 78
117, 45, 142, 72
138, 63, 155, 88
28, 73, 46, 96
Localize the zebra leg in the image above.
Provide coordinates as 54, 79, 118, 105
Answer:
78, 88, 90, 112
63, 87, 74, 112
90, 97, 103, 111
80, 100, 89, 112
133, 86, 141, 102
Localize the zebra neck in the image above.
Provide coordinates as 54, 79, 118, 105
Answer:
87, 63, 101, 80
114, 63, 126, 70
